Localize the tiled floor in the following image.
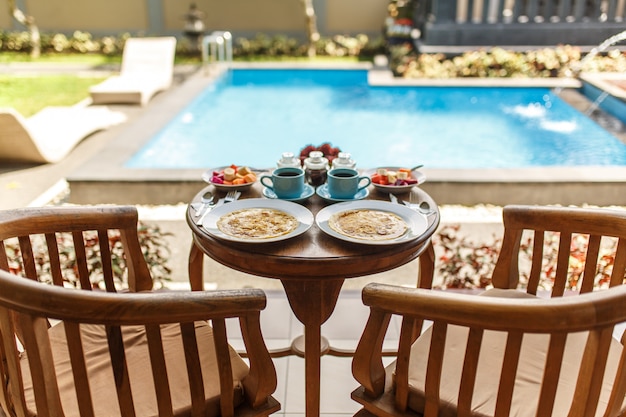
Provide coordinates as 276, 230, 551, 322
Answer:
224, 288, 399, 417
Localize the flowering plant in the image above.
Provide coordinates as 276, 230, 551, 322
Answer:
5, 222, 172, 289
299, 142, 341, 164
433, 225, 622, 291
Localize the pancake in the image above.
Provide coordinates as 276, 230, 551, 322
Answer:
217, 208, 298, 239
328, 209, 407, 241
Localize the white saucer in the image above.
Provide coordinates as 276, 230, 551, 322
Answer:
263, 184, 316, 202
316, 184, 369, 202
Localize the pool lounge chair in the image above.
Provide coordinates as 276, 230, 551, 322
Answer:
89, 36, 177, 106
0, 106, 126, 164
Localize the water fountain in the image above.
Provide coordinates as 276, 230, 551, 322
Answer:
566, 30, 626, 122
585, 90, 610, 115
573, 29, 626, 76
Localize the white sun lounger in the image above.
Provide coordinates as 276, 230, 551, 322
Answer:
0, 106, 127, 164
89, 37, 177, 106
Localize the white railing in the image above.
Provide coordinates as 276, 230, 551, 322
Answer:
446, 0, 626, 24
201, 31, 232, 74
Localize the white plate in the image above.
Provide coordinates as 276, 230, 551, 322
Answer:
201, 166, 265, 191
202, 198, 314, 243
316, 200, 428, 245
366, 167, 427, 194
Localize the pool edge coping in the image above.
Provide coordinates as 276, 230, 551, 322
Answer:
67, 62, 626, 207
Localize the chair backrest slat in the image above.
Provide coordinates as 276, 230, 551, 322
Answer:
494, 332, 522, 417
604, 343, 626, 416
64, 322, 96, 417
611, 238, 626, 287
578, 326, 614, 415
17, 312, 62, 417
44, 233, 64, 286
566, 328, 607, 416
552, 232, 572, 297
72, 230, 92, 290
180, 322, 206, 416
0, 242, 8, 272
0, 307, 28, 417
17, 236, 37, 281
107, 325, 136, 417
536, 333, 567, 415
213, 318, 236, 417
527, 230, 545, 294
457, 328, 483, 417
394, 317, 417, 411
119, 228, 152, 292
145, 324, 174, 417
581, 234, 602, 293
423, 322, 446, 417
98, 229, 117, 292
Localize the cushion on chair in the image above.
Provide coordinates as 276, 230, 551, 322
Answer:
396, 289, 626, 417
20, 322, 249, 417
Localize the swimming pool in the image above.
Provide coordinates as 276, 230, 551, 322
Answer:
126, 68, 626, 169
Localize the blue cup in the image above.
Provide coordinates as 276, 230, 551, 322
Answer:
327, 168, 371, 199
260, 167, 305, 199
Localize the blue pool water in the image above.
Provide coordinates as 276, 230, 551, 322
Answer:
126, 69, 626, 169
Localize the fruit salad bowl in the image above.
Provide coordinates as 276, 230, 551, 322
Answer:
202, 165, 261, 191
366, 166, 426, 194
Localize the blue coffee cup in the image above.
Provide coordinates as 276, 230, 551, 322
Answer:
260, 167, 305, 199
327, 168, 371, 199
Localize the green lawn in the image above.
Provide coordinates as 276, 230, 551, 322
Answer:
0, 52, 359, 117
0, 52, 115, 116
0, 75, 107, 117
0, 52, 120, 65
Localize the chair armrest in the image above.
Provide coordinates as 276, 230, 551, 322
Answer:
360, 283, 626, 332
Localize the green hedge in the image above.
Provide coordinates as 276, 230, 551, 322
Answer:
390, 43, 626, 78
0, 30, 385, 59
2, 29, 624, 77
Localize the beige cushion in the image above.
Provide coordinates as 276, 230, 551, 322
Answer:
397, 289, 626, 417
20, 322, 249, 417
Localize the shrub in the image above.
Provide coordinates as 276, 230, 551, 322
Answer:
0, 29, 384, 60
2, 29, 624, 77
392, 44, 626, 78
433, 224, 622, 290
0, 30, 127, 55
5, 222, 172, 289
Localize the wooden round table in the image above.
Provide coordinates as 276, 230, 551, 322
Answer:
186, 183, 440, 417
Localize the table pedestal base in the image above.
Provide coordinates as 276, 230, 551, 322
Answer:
291, 335, 330, 357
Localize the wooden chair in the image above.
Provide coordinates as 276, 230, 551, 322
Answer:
0, 206, 280, 417
352, 205, 626, 417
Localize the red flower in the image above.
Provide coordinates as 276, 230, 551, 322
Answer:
299, 143, 342, 163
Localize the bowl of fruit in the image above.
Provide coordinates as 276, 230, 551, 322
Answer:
368, 166, 426, 194
202, 165, 260, 191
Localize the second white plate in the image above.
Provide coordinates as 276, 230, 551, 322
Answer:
202, 198, 314, 243
316, 200, 428, 245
